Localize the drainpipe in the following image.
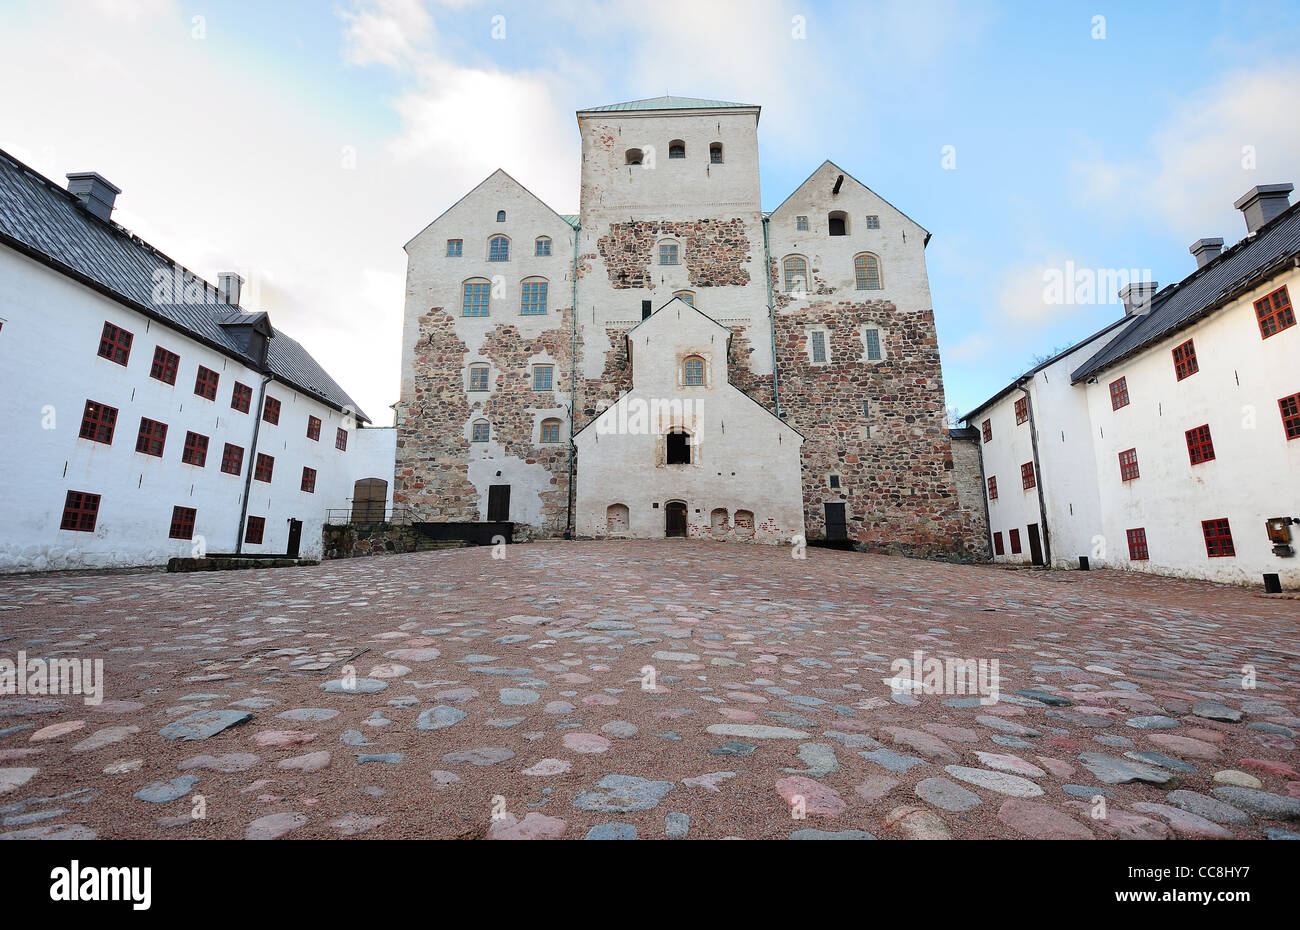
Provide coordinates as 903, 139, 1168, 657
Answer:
235, 373, 273, 554
1020, 378, 1052, 567
565, 222, 580, 539
761, 215, 782, 417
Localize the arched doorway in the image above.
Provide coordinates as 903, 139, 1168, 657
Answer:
710, 508, 729, 538
351, 478, 388, 523
606, 503, 630, 536
665, 501, 687, 538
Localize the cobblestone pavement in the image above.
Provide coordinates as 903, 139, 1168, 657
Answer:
1, 540, 1297, 840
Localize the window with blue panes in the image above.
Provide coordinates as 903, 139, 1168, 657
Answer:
488, 236, 509, 262
446, 239, 462, 257
533, 365, 553, 391
535, 237, 551, 256
521, 280, 547, 315
463, 281, 490, 316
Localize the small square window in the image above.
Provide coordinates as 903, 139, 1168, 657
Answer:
1280, 393, 1300, 440
169, 506, 196, 540
1015, 397, 1029, 424
1118, 447, 1140, 481
446, 239, 463, 257
659, 243, 679, 265
194, 366, 219, 400
469, 366, 490, 391
1255, 285, 1295, 339
149, 346, 180, 385
301, 466, 317, 493
829, 475, 841, 488
220, 443, 244, 475
1185, 424, 1215, 465
472, 420, 489, 442
78, 400, 118, 445
335, 427, 348, 451
231, 382, 253, 413
1172, 339, 1198, 380
533, 365, 554, 391
307, 415, 321, 441
60, 490, 100, 532
262, 396, 281, 425
535, 238, 552, 257
181, 431, 209, 467
541, 420, 561, 444
866, 215, 880, 229
1126, 527, 1149, 561
981, 419, 992, 443
1201, 518, 1234, 557
254, 452, 274, 483
135, 417, 168, 457
244, 515, 266, 545
795, 216, 809, 231
97, 322, 133, 365
1109, 376, 1129, 410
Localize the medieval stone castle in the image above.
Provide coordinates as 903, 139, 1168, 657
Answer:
395, 96, 985, 557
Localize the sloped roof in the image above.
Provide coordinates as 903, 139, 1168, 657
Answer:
1070, 201, 1300, 383
0, 148, 368, 420
766, 160, 932, 245
578, 95, 758, 113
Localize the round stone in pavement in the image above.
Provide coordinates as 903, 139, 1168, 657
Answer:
774, 776, 846, 817
246, 811, 307, 840
585, 823, 638, 840
943, 766, 1044, 798
177, 753, 260, 773
417, 706, 467, 731
499, 688, 539, 706
0, 768, 39, 795
600, 721, 638, 739
997, 799, 1094, 839
321, 678, 388, 694
884, 806, 952, 840
134, 775, 198, 803
1212, 770, 1262, 789
665, 812, 690, 839
522, 758, 572, 777
1165, 790, 1251, 825
276, 708, 339, 723
915, 776, 981, 812
442, 747, 516, 766
1210, 786, 1300, 821
574, 775, 675, 813
790, 828, 877, 840
562, 733, 611, 754
277, 751, 331, 772
489, 812, 567, 840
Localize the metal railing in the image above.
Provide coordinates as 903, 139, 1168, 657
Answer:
325, 506, 422, 526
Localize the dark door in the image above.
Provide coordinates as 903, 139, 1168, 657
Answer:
665, 501, 687, 537
487, 485, 511, 522
824, 502, 847, 541
286, 519, 302, 558
1027, 523, 1044, 566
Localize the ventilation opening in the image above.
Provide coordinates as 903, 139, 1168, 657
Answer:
625, 148, 643, 166
828, 211, 848, 236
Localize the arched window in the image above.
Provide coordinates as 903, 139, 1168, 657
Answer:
658, 240, 679, 265
496, 210, 506, 222
521, 278, 548, 315
606, 503, 630, 536
471, 419, 489, 442
672, 290, 695, 307
625, 148, 643, 166
734, 510, 755, 539
682, 355, 705, 386
462, 278, 491, 316
666, 430, 691, 465
534, 236, 551, 257
828, 210, 848, 236
488, 235, 509, 262
709, 143, 723, 164
540, 418, 561, 444
783, 256, 808, 293
669, 140, 686, 159
710, 508, 729, 538
468, 363, 490, 392
854, 253, 882, 290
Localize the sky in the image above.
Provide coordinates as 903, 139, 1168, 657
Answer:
1, 0, 1297, 426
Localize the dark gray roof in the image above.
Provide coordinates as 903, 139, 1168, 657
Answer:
0, 148, 368, 421
1070, 202, 1300, 383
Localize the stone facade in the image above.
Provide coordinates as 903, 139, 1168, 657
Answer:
395, 97, 983, 558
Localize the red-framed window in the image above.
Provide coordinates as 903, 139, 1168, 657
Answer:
262, 396, 281, 425
149, 346, 180, 385
1020, 461, 1035, 490
1118, 448, 1140, 481
220, 442, 244, 475
1202, 518, 1235, 558
169, 506, 196, 540
194, 365, 219, 400
254, 453, 274, 483
336, 427, 348, 451
135, 417, 167, 456
1255, 285, 1295, 339
78, 400, 117, 444
181, 431, 209, 467
307, 415, 321, 441
1109, 376, 1130, 410
244, 515, 265, 545
1014, 397, 1028, 424
1126, 527, 1149, 561
1172, 339, 1198, 381
1185, 424, 1215, 465
231, 381, 252, 413
1279, 393, 1300, 440
987, 476, 998, 500
301, 466, 317, 493
60, 490, 100, 532
992, 531, 1005, 555
981, 419, 992, 443
97, 322, 133, 365
1009, 528, 1022, 554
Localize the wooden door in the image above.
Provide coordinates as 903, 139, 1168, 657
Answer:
665, 501, 687, 537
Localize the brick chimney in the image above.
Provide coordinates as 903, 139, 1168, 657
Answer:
1234, 183, 1293, 234
65, 171, 120, 222
1189, 238, 1223, 269
1118, 281, 1159, 317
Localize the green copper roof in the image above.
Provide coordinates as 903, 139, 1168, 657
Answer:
578, 95, 757, 113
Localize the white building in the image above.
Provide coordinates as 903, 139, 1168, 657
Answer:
0, 151, 394, 572
964, 184, 1300, 588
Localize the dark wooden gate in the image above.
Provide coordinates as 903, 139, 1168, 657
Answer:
487, 485, 511, 522
824, 502, 847, 541
1028, 523, 1044, 566
665, 501, 687, 537
286, 519, 302, 558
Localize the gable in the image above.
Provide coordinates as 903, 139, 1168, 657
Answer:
769, 160, 930, 244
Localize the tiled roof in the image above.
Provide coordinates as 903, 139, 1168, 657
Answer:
0, 148, 368, 421
578, 95, 757, 113
1070, 202, 1300, 382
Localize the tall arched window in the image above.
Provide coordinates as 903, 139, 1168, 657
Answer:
521, 278, 548, 315
828, 210, 848, 236
462, 278, 491, 316
783, 256, 808, 293
709, 143, 723, 164
669, 140, 686, 159
682, 355, 705, 386
488, 235, 509, 262
471, 419, 489, 442
534, 236, 551, 257
672, 290, 695, 307
854, 253, 882, 290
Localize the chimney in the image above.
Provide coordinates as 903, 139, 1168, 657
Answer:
65, 171, 121, 222
1118, 281, 1158, 317
218, 272, 244, 307
1189, 238, 1223, 269
1234, 183, 1293, 234
641, 299, 652, 320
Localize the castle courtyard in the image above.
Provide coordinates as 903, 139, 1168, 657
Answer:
0, 542, 1296, 841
